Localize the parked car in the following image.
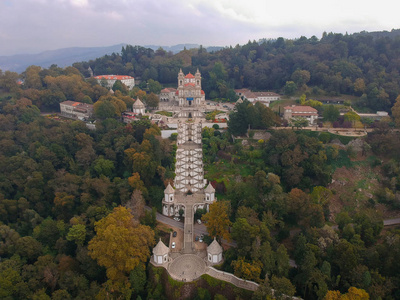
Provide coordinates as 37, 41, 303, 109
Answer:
195, 236, 199, 241
197, 219, 202, 225
199, 239, 203, 243
173, 231, 177, 237
173, 217, 180, 222
200, 234, 204, 239
172, 242, 176, 249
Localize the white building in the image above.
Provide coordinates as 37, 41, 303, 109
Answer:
283, 105, 318, 125
94, 75, 135, 90
152, 239, 170, 265
235, 89, 281, 107
207, 238, 223, 264
132, 98, 146, 115
160, 88, 177, 103
60, 101, 94, 120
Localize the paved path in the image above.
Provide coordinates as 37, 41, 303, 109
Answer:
183, 204, 194, 253
168, 254, 206, 282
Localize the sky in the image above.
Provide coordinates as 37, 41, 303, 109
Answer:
0, 0, 399, 56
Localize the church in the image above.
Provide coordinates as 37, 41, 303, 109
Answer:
176, 68, 205, 107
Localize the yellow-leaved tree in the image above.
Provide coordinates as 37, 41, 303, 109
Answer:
88, 206, 155, 283
324, 286, 369, 300
202, 201, 232, 242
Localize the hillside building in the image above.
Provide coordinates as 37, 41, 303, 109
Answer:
283, 105, 318, 125
159, 88, 177, 103
235, 88, 280, 107
60, 101, 94, 120
94, 75, 135, 90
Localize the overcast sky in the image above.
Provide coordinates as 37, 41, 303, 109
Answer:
0, 0, 399, 56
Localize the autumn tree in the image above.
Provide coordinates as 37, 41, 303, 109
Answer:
391, 94, 400, 127
88, 206, 154, 284
202, 201, 232, 242
231, 257, 262, 282
125, 189, 145, 220
324, 287, 369, 300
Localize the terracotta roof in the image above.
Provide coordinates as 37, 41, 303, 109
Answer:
175, 90, 179, 95
161, 88, 177, 93
207, 238, 223, 255
184, 83, 195, 87
284, 105, 318, 114
204, 183, 215, 193
60, 101, 93, 110
61, 100, 79, 106
234, 88, 251, 94
185, 73, 195, 78
201, 90, 205, 94
133, 98, 145, 108
94, 75, 134, 80
153, 238, 170, 256
164, 183, 174, 194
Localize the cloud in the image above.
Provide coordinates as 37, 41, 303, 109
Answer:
0, 0, 398, 56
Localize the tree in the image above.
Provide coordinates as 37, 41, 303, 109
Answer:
391, 95, 400, 127
147, 79, 162, 94
202, 201, 232, 242
291, 70, 311, 87
94, 100, 116, 119
66, 224, 87, 246
15, 236, 43, 261
125, 190, 145, 220
231, 257, 262, 282
324, 287, 369, 300
146, 92, 159, 108
323, 105, 340, 122
112, 80, 129, 95
291, 117, 308, 129
344, 111, 360, 126
284, 81, 297, 95
88, 206, 154, 282
270, 275, 296, 299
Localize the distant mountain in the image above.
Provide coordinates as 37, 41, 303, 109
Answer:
0, 44, 127, 73
0, 43, 224, 73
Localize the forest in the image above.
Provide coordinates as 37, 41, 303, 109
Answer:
0, 29, 400, 299
69, 30, 400, 112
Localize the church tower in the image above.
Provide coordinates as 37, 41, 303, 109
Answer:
195, 68, 201, 88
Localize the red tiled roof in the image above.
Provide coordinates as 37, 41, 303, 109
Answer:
284, 105, 318, 114
185, 73, 195, 78
175, 90, 179, 95
184, 83, 195, 87
201, 90, 205, 94
94, 75, 134, 80
161, 88, 177, 93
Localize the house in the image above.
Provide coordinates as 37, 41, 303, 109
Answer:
159, 88, 177, 102
234, 89, 281, 107
60, 101, 94, 120
93, 75, 135, 90
283, 105, 318, 125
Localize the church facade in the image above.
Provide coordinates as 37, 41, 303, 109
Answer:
177, 69, 205, 107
